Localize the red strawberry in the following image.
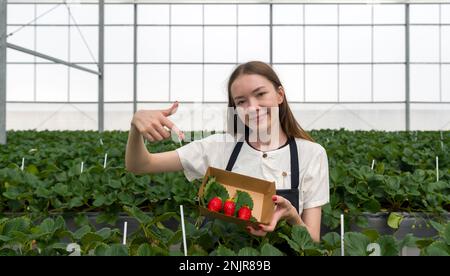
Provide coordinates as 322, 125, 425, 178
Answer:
207, 197, 222, 212
238, 205, 252, 220
223, 199, 236, 216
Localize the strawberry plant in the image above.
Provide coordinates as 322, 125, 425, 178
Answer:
0, 130, 448, 256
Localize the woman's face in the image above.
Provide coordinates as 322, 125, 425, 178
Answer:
230, 74, 284, 132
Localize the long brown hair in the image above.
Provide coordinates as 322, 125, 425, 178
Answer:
227, 61, 313, 142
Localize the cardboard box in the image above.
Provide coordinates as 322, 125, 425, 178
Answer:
198, 166, 276, 228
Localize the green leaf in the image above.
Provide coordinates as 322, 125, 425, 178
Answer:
53, 183, 70, 196
238, 247, 260, 256
0, 248, 17, 256
423, 241, 449, 256
354, 215, 369, 229
378, 235, 399, 256
74, 214, 89, 228
2, 217, 30, 235
235, 190, 254, 211
106, 244, 129, 256
96, 212, 118, 225
278, 233, 300, 253
375, 162, 385, 174
150, 212, 177, 226
429, 220, 445, 233
444, 223, 450, 246
94, 243, 110, 256
124, 206, 151, 224
260, 243, 284, 256
93, 194, 106, 207
0, 235, 13, 242
35, 187, 52, 198
73, 225, 91, 240
2, 189, 20, 200
291, 225, 315, 250
303, 248, 324, 256
203, 177, 229, 203
137, 243, 153, 256
96, 228, 112, 240
117, 192, 134, 204
54, 216, 66, 231
322, 232, 341, 250
107, 180, 122, 189
387, 212, 403, 229
25, 164, 39, 175
68, 197, 83, 208
188, 244, 208, 256
216, 244, 236, 256
167, 230, 182, 246
81, 232, 104, 246
362, 229, 379, 243
362, 198, 381, 213
344, 232, 370, 256
47, 242, 68, 251
416, 238, 433, 249
36, 218, 56, 234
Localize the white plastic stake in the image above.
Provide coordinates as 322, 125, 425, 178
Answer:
103, 153, 108, 168
21, 157, 25, 171
180, 205, 188, 256
99, 138, 103, 146
436, 156, 439, 182
341, 214, 344, 257
440, 131, 443, 140
371, 159, 375, 170
123, 221, 128, 245
441, 141, 444, 151
80, 161, 84, 173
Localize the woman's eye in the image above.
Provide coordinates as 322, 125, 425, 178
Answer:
236, 100, 245, 105
257, 92, 266, 97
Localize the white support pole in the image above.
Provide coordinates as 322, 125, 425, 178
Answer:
21, 157, 25, 171
436, 156, 439, 182
103, 153, 108, 168
80, 161, 84, 173
341, 214, 344, 257
371, 159, 375, 170
0, 0, 7, 145
180, 205, 188, 257
122, 221, 128, 245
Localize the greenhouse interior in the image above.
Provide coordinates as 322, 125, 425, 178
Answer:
0, 0, 449, 258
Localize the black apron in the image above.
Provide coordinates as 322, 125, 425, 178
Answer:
225, 136, 300, 212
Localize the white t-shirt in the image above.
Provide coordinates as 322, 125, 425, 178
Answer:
175, 133, 330, 214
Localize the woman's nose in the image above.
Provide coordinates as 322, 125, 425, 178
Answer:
247, 98, 260, 111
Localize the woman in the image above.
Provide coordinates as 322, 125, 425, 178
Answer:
125, 61, 329, 242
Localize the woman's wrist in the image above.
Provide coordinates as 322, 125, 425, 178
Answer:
285, 206, 303, 226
